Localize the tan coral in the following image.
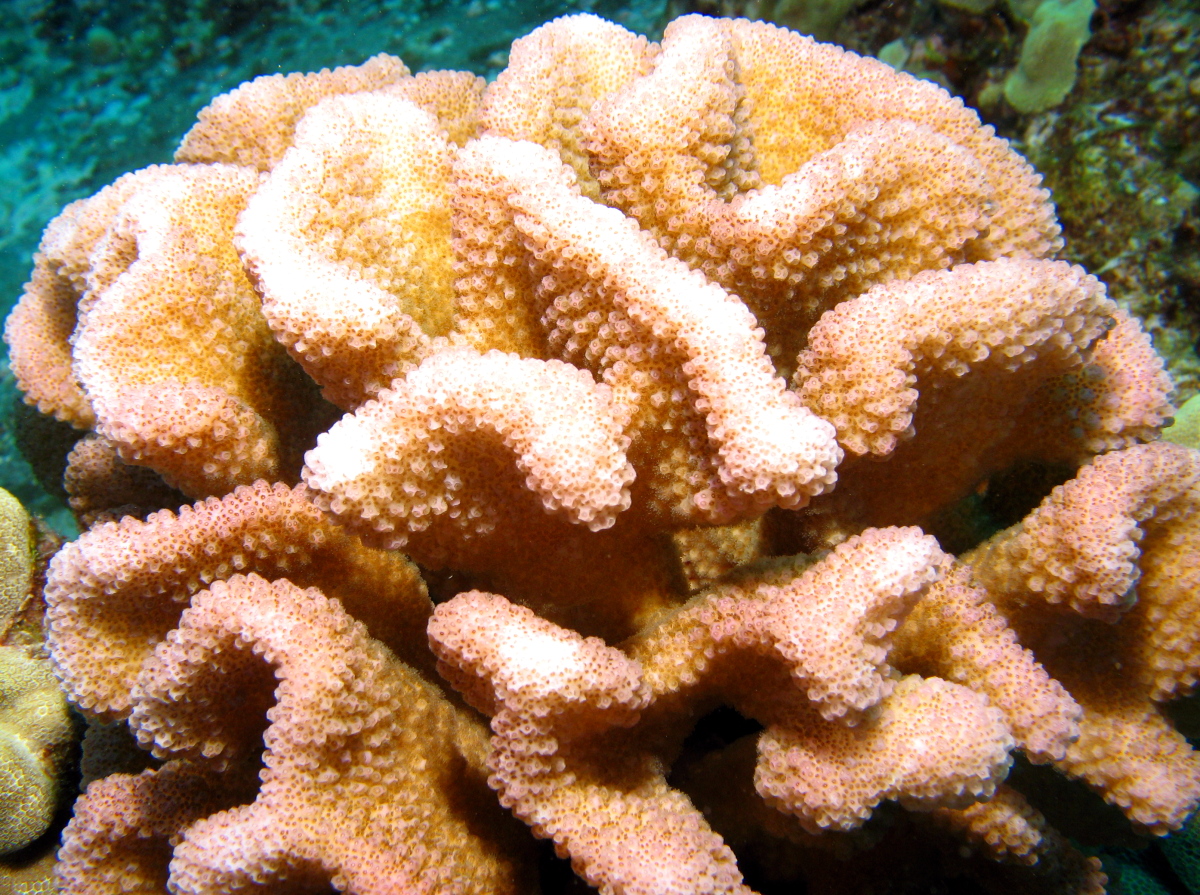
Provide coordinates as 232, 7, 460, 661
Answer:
381, 70, 486, 147
787, 260, 1171, 547
1065, 310, 1175, 453
302, 346, 679, 640
578, 16, 1061, 371
4, 256, 94, 429
448, 135, 842, 525
7, 10, 1200, 893
793, 259, 1114, 459
753, 675, 1011, 832
1136, 507, 1200, 703
719, 18, 1059, 257
175, 53, 411, 171
632, 527, 949, 723
430, 588, 753, 895
628, 528, 1013, 831
57, 758, 256, 895
236, 93, 462, 408
928, 786, 1106, 893
71, 163, 323, 497
479, 13, 655, 195
890, 562, 1082, 764
303, 347, 635, 550
1056, 694, 1200, 835
672, 518, 767, 592
2, 166, 180, 430
931, 784, 1051, 865
970, 441, 1200, 620
62, 434, 184, 529
45, 481, 432, 720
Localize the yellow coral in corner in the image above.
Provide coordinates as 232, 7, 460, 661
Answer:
0, 488, 34, 629
0, 649, 72, 855
0, 487, 74, 857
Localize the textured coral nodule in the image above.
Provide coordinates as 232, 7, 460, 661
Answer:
3, 10, 1197, 895
0, 488, 75, 863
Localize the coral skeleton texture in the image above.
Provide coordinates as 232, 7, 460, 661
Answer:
4, 11, 1198, 895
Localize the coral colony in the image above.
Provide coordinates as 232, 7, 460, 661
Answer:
4, 12, 1200, 894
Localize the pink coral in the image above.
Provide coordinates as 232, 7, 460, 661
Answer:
965, 443, 1200, 834
59, 575, 530, 894
426, 530, 1014, 894
46, 482, 433, 719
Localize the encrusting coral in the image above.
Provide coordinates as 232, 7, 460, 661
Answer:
0, 650, 72, 856
3, 10, 1198, 895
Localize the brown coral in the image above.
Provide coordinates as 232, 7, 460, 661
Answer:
0, 646, 74, 857
0, 489, 75, 861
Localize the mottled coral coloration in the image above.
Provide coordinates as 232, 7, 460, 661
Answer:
4, 11, 1197, 895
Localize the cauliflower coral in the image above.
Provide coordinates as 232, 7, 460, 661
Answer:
4, 11, 1196, 895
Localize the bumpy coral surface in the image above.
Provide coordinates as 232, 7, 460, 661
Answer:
4, 11, 1197, 895
57, 574, 532, 895
0, 488, 75, 862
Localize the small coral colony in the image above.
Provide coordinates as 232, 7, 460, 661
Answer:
4, 10, 1200, 895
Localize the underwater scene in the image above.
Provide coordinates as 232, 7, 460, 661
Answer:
1, 0, 1199, 892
